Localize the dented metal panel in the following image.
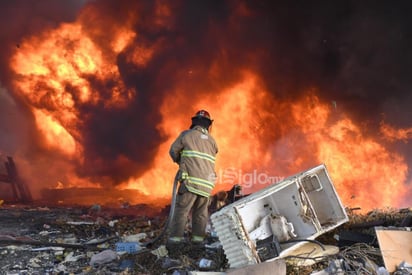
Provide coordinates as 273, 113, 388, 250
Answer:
210, 164, 348, 269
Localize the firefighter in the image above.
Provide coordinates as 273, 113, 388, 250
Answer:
167, 110, 218, 247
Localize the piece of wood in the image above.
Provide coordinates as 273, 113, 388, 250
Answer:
375, 227, 412, 272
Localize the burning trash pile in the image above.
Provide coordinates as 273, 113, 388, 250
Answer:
1, 0, 412, 274
1, 164, 412, 275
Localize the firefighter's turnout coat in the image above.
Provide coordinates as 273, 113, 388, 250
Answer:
169, 125, 218, 197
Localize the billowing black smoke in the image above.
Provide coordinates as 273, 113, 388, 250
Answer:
1, 0, 412, 186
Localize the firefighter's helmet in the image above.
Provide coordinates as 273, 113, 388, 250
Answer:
192, 110, 212, 121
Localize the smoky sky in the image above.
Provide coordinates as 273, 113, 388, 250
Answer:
1, 0, 412, 185
0, 0, 84, 156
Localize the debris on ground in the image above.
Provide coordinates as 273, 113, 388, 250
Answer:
1, 204, 411, 274
1, 164, 411, 274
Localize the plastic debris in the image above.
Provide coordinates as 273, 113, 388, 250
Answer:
161, 257, 182, 269
172, 270, 188, 275
376, 266, 390, 275
63, 251, 85, 262
119, 259, 135, 270
115, 242, 141, 253
198, 258, 216, 271
122, 232, 147, 242
396, 261, 412, 274
205, 241, 222, 250
108, 219, 118, 227
31, 247, 65, 252
151, 245, 168, 258
89, 249, 118, 266
66, 221, 94, 225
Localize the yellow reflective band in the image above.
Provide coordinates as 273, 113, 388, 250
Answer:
185, 185, 210, 197
187, 176, 215, 189
169, 237, 185, 242
191, 235, 204, 242
181, 150, 215, 163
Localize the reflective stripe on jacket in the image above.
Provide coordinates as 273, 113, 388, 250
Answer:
169, 125, 218, 197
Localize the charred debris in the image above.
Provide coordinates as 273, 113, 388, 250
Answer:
1, 162, 411, 275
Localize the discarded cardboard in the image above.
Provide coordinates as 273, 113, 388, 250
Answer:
211, 164, 348, 268
226, 258, 286, 275
375, 227, 412, 272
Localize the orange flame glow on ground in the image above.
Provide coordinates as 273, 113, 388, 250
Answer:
8, 3, 412, 211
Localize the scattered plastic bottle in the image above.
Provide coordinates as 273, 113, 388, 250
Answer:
115, 242, 141, 254
198, 258, 216, 271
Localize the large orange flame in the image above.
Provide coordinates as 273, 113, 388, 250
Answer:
8, 2, 412, 211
